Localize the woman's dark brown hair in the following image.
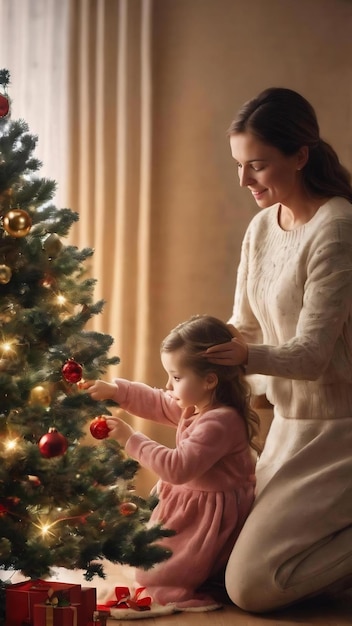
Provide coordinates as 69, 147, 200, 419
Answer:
228, 87, 352, 203
161, 314, 261, 453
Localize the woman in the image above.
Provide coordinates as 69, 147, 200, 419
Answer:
203, 87, 352, 612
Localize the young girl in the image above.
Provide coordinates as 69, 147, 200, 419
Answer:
81, 315, 260, 611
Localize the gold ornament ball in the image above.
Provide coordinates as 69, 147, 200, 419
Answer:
29, 384, 51, 407
43, 233, 63, 258
0, 264, 12, 284
3, 209, 32, 238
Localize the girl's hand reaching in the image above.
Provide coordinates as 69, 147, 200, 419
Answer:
78, 379, 117, 401
105, 416, 135, 447
81, 381, 135, 445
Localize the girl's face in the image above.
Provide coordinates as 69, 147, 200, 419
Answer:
229, 132, 307, 209
161, 348, 215, 412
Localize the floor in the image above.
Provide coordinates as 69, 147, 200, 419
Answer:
106, 592, 352, 625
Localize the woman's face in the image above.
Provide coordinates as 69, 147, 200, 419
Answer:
230, 132, 306, 209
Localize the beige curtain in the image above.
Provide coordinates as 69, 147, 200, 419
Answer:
67, 0, 153, 384
66, 1, 164, 493
0, 0, 154, 380
0, 0, 71, 208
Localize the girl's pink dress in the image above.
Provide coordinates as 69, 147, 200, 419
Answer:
112, 378, 256, 606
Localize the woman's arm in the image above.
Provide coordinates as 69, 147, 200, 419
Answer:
247, 231, 352, 380
207, 224, 352, 381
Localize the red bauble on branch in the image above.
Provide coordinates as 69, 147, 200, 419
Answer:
62, 359, 83, 384
0, 92, 9, 118
119, 502, 138, 516
89, 416, 109, 440
39, 427, 68, 458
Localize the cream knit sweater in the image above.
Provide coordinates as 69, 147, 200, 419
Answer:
228, 196, 352, 420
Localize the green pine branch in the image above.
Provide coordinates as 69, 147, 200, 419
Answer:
0, 70, 172, 604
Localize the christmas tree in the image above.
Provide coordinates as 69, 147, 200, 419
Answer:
0, 70, 172, 622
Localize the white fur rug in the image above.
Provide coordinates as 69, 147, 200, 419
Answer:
1, 564, 178, 619
0, 561, 135, 603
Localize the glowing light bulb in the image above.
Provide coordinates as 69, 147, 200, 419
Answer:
5, 439, 17, 451
40, 523, 51, 536
33, 517, 57, 538
56, 294, 67, 306
1, 341, 15, 355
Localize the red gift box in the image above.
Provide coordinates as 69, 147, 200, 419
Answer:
33, 604, 79, 626
80, 587, 96, 625
5, 580, 81, 626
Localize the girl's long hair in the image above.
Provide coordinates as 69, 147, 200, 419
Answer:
161, 315, 261, 453
228, 87, 352, 203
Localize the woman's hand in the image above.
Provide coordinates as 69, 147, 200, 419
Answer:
201, 326, 248, 366
78, 379, 117, 401
105, 416, 135, 447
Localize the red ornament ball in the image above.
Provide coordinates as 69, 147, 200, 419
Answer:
39, 428, 68, 458
0, 93, 9, 118
62, 359, 83, 383
90, 416, 109, 440
119, 502, 138, 516
39, 273, 56, 289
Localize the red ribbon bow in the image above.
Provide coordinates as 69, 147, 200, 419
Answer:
98, 586, 152, 612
